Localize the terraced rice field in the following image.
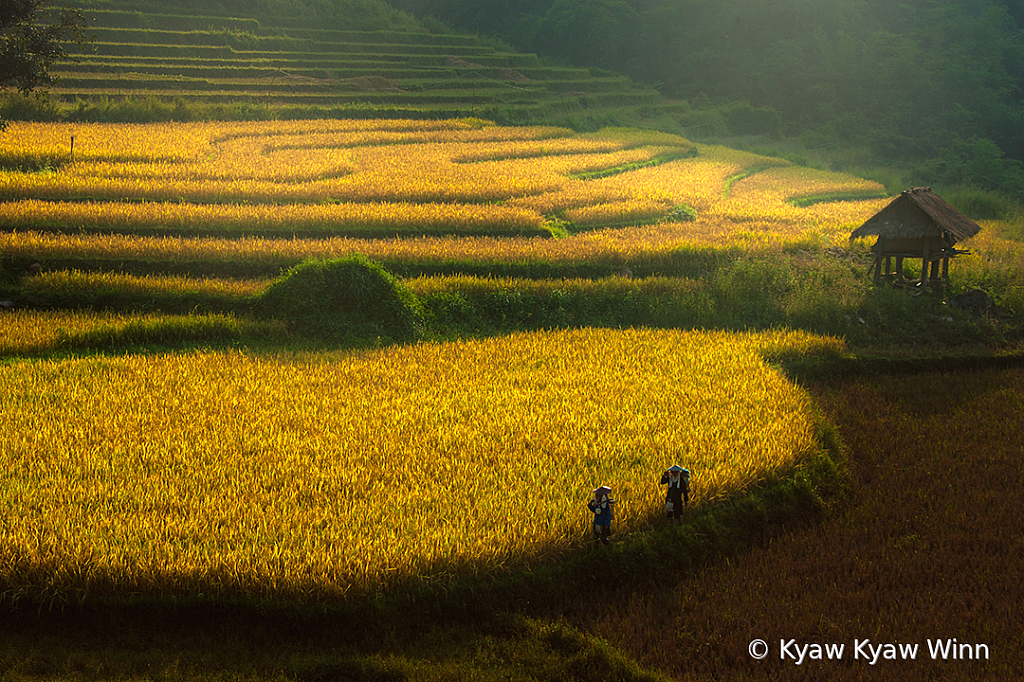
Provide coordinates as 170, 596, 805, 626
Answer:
38, 5, 669, 123
0, 118, 889, 283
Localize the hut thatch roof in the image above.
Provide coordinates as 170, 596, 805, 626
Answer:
850, 187, 981, 244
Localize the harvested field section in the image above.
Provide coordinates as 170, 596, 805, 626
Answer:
577, 368, 1024, 680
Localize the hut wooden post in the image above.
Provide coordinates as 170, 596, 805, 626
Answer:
921, 240, 930, 287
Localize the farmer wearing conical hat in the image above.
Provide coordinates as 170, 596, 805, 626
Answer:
660, 464, 690, 522
587, 485, 615, 544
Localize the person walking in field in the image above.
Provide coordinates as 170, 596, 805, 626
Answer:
588, 485, 615, 544
661, 464, 690, 522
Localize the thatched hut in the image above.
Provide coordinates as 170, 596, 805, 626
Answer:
850, 187, 980, 286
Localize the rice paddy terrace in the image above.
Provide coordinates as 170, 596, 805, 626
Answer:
47, 3, 673, 124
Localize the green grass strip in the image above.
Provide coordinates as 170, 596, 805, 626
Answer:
788, 189, 889, 207
569, 148, 697, 181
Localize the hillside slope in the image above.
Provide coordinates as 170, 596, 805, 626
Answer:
390, 0, 1024, 203
24, 1, 679, 130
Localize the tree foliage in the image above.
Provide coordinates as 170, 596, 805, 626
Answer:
527, 0, 641, 70
0, 1, 90, 95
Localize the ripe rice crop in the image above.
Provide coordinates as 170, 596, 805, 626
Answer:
0, 119, 903, 273
563, 198, 674, 228
73, 144, 356, 182
507, 184, 648, 215
0, 120, 697, 234
0, 328, 839, 601
725, 166, 886, 225
0, 199, 547, 237
0, 121, 213, 165
0, 119, 514, 168
0, 217, 854, 276
0, 310, 277, 355
449, 136, 640, 163
582, 155, 744, 215
21, 270, 264, 304
0, 153, 668, 213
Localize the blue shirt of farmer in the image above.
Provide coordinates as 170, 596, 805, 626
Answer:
588, 496, 613, 526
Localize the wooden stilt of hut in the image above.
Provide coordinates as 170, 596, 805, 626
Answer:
850, 187, 981, 286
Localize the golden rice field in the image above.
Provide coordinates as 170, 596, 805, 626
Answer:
0, 198, 547, 237
0, 118, 890, 264
0, 117, 955, 605
0, 119, 677, 207
0, 309, 281, 356
23, 269, 263, 300
0, 326, 842, 600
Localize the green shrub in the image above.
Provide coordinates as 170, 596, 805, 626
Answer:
942, 186, 1020, 220
712, 256, 794, 328
0, 94, 63, 124
251, 256, 424, 340
725, 101, 782, 137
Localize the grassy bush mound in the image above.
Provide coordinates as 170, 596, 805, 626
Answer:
251, 255, 423, 340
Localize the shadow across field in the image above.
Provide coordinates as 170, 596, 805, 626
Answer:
4, 333, 1023, 680
0, 414, 845, 681
566, 365, 1024, 681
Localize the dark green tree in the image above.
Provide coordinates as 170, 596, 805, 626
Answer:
0, 0, 91, 128
530, 0, 641, 70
